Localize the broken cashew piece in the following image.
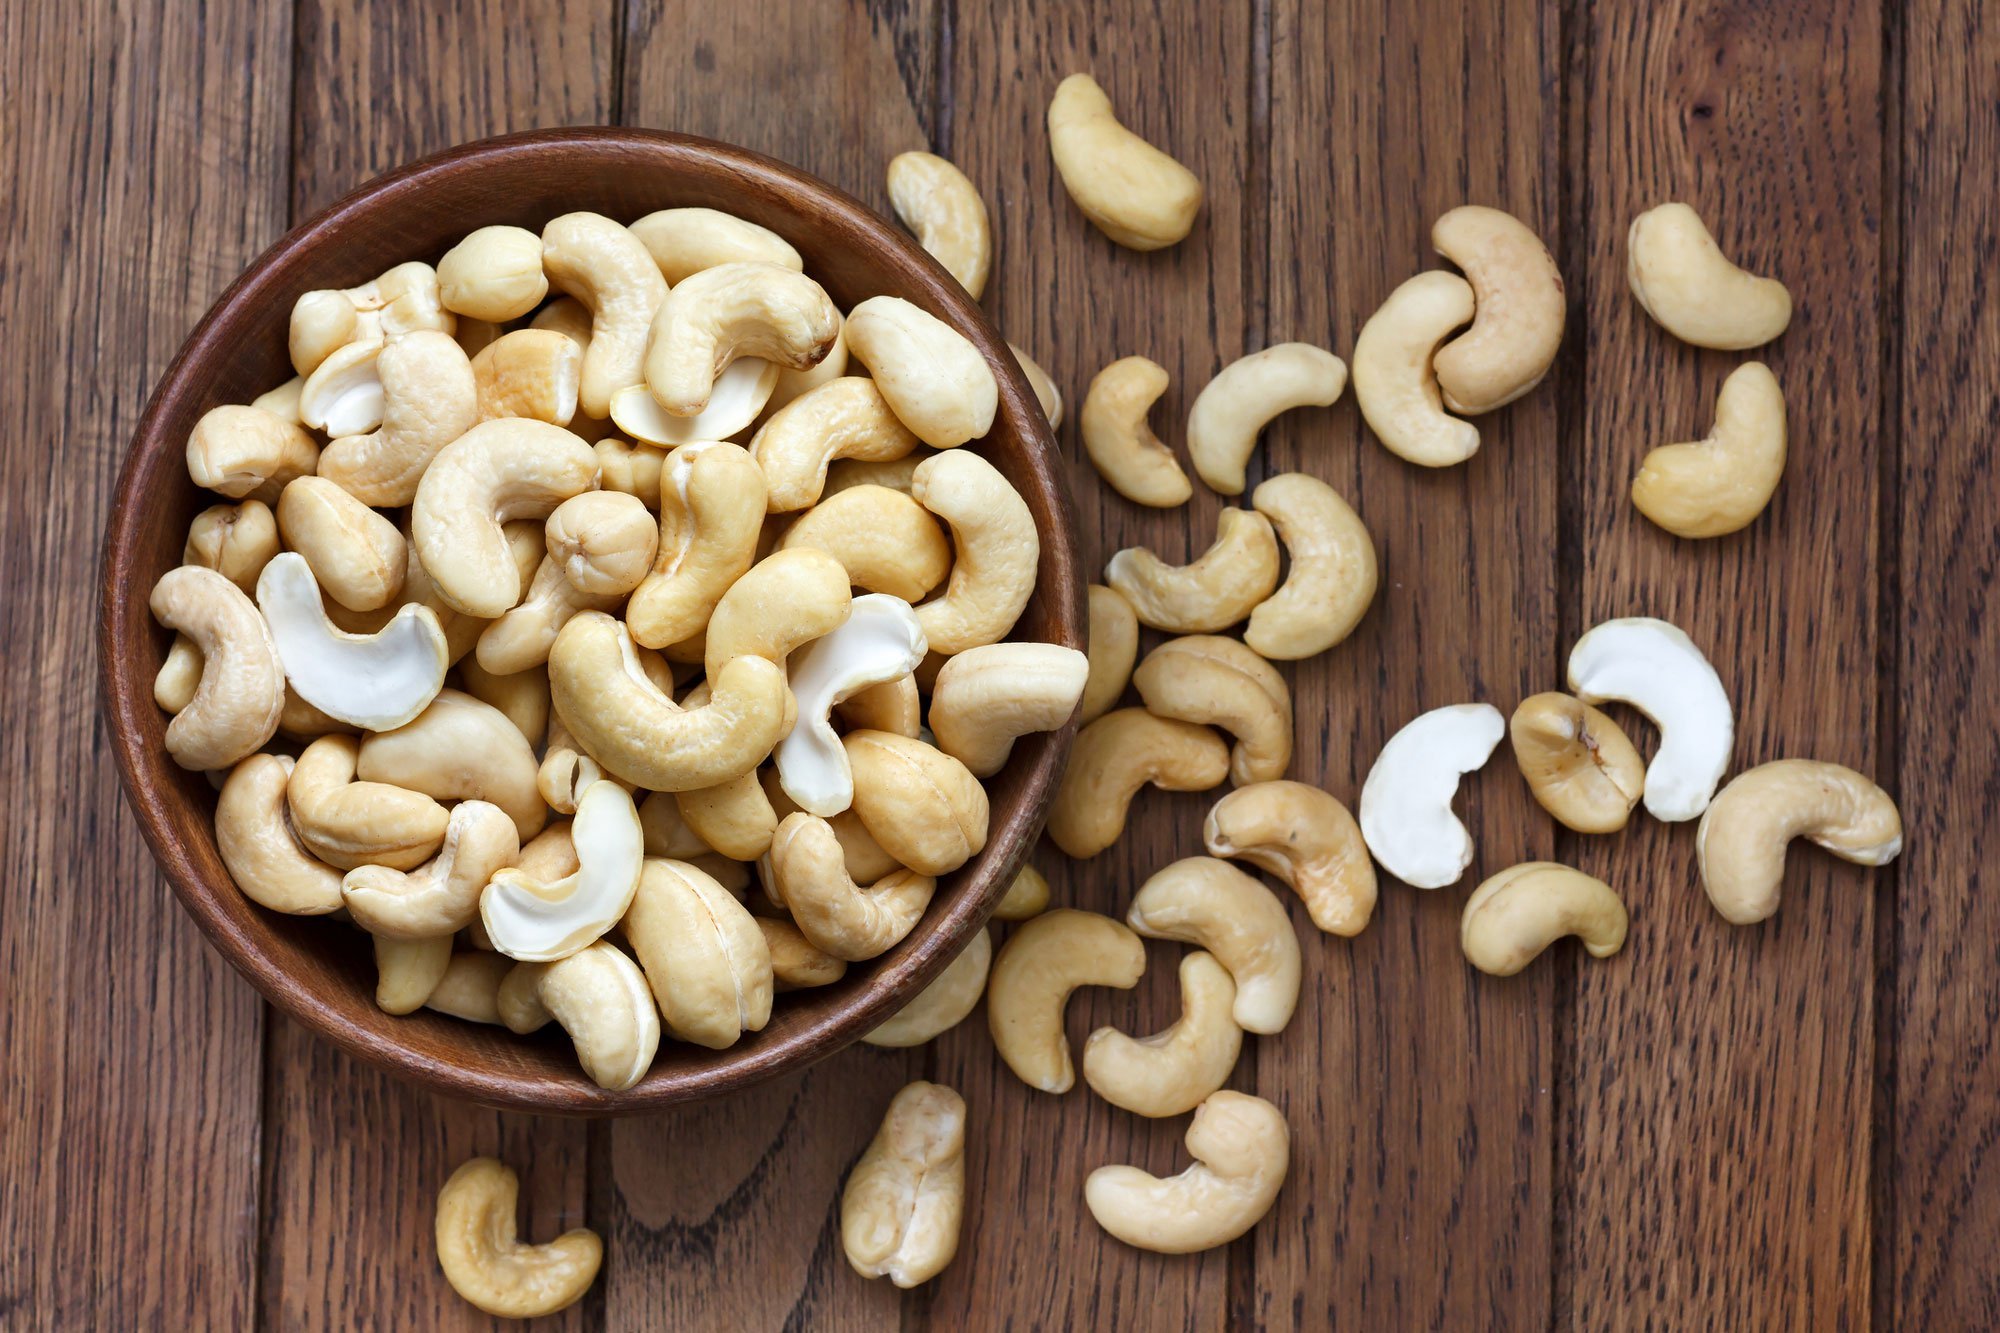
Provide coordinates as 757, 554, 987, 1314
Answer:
623, 856, 773, 1048
643, 261, 838, 416
1245, 472, 1378, 660
1627, 202, 1792, 350
148, 565, 285, 771
1568, 617, 1733, 822
1048, 708, 1229, 859
275, 476, 407, 613
888, 151, 992, 299
1081, 585, 1140, 724
541, 211, 670, 418
1127, 857, 1301, 1035
864, 927, 993, 1048
434, 1157, 602, 1318
437, 226, 548, 323
185, 405, 320, 504
316, 330, 481, 507
767, 813, 937, 961
1358, 703, 1505, 889
1104, 507, 1279, 634
1430, 205, 1566, 413
840, 1081, 967, 1288
1204, 780, 1377, 937
625, 440, 767, 649
1047, 73, 1203, 251
1133, 636, 1292, 787
257, 553, 447, 732
775, 593, 928, 817
1696, 759, 1903, 925
929, 642, 1089, 778
844, 731, 989, 877
778, 484, 951, 603
1461, 862, 1629, 976
1631, 362, 1786, 539
1080, 356, 1192, 507
1186, 343, 1347, 496
343, 800, 520, 938
911, 450, 1038, 653
845, 296, 998, 449
480, 778, 643, 962
629, 207, 803, 285
1353, 271, 1480, 467
1509, 692, 1646, 834
1084, 1091, 1287, 1254
987, 909, 1146, 1093
532, 940, 662, 1091
214, 754, 345, 914
1083, 951, 1241, 1118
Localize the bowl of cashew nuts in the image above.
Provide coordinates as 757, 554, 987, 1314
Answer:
98, 126, 1085, 1112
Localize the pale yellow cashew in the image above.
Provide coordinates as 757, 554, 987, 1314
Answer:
1105, 508, 1279, 634
437, 226, 548, 322
1627, 202, 1792, 350
1246, 472, 1378, 660
845, 296, 998, 449
276, 476, 407, 613
1430, 205, 1566, 413
1352, 271, 1481, 467
629, 207, 803, 285
184, 499, 279, 593
1048, 708, 1228, 858
343, 800, 520, 938
544, 491, 656, 597
1203, 780, 1377, 937
1696, 759, 1903, 925
844, 731, 989, 877
373, 935, 451, 1015
1047, 73, 1203, 251
594, 436, 667, 508
987, 909, 1145, 1093
316, 330, 481, 506
1084, 1091, 1287, 1253
888, 151, 992, 299
356, 688, 546, 841
778, 484, 951, 603
289, 261, 452, 378
1008, 343, 1064, 428
1632, 361, 1786, 539
149, 566, 285, 771
470, 328, 582, 427
757, 916, 848, 990
1186, 343, 1347, 495
1127, 857, 1300, 1035
840, 1081, 967, 1289
642, 261, 838, 416
1083, 951, 1241, 1118
749, 377, 922, 512
1133, 636, 1292, 787
1080, 356, 1192, 507
257, 553, 448, 732
623, 856, 773, 1048
541, 212, 670, 418
993, 864, 1051, 921
184, 405, 320, 504
475, 556, 624, 675
767, 813, 937, 961
1460, 861, 1629, 975
702, 546, 854, 689
434, 1157, 602, 1319
911, 450, 1038, 652
287, 734, 448, 871
625, 440, 767, 648
1081, 584, 1139, 725
1509, 692, 1646, 834
214, 754, 344, 915
929, 643, 1089, 777
864, 928, 993, 1048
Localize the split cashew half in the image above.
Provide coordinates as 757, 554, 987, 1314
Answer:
1127, 857, 1301, 1035
1696, 759, 1903, 924
888, 151, 992, 299
1204, 780, 1377, 937
1104, 508, 1279, 634
541, 212, 670, 418
840, 1081, 967, 1288
775, 594, 928, 817
1631, 362, 1786, 539
929, 642, 1089, 777
844, 731, 989, 877
479, 777, 643, 962
1460, 862, 1629, 976
767, 813, 937, 961
434, 1157, 601, 1318
214, 754, 344, 914
643, 262, 838, 416
316, 330, 481, 507
845, 297, 998, 449
864, 927, 992, 1048
751, 377, 922, 513
623, 856, 773, 1048
1082, 951, 1241, 1118
1133, 635, 1292, 787
625, 440, 767, 648
1186, 344, 1347, 496
1627, 202, 1792, 350
1358, 703, 1505, 889
1431, 205, 1566, 413
1352, 271, 1480, 467
1567, 617, 1733, 822
1509, 692, 1645, 834
1048, 708, 1229, 859
149, 565, 285, 771
437, 226, 548, 323
987, 909, 1146, 1093
1084, 1091, 1287, 1254
343, 800, 520, 939
257, 553, 447, 732
1245, 472, 1377, 660
911, 450, 1038, 653
1081, 585, 1140, 724
1047, 73, 1203, 251
1080, 356, 1192, 507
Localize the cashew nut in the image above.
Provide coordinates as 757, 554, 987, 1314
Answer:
184, 499, 279, 593
863, 928, 992, 1047
1568, 617, 1734, 822
629, 207, 803, 285
778, 485, 951, 603
1081, 584, 1139, 725
541, 212, 670, 418
480, 778, 642, 962
988, 909, 1145, 1093
887, 151, 992, 299
1079, 356, 1192, 507
1104, 508, 1279, 633
1627, 202, 1792, 350
289, 261, 452, 377
287, 734, 449, 871
437, 226, 548, 322
1204, 780, 1376, 937
840, 1081, 966, 1288
994, 864, 1051, 921
929, 642, 1089, 778
1048, 708, 1229, 858
757, 916, 848, 990
1631, 362, 1786, 539
299, 340, 388, 438
1352, 271, 1480, 467
775, 594, 928, 816
594, 436, 667, 508
475, 556, 624, 675
910, 450, 1038, 652
1084, 1091, 1287, 1253
766, 813, 936, 961
1509, 692, 1646, 834
1187, 344, 1347, 495
185, 405, 320, 503
531, 939, 662, 1090
844, 296, 998, 449
1127, 857, 1300, 1034
1083, 951, 1241, 1117
434, 1157, 601, 1318
276, 476, 407, 612
1133, 636, 1292, 787
1047, 73, 1203, 251
470, 328, 582, 427
1459, 861, 1629, 976
623, 856, 773, 1048
1696, 759, 1903, 925
643, 262, 838, 417
316, 330, 481, 506
541, 490, 656, 597
1357, 703, 1505, 889
1008, 343, 1063, 428
611, 357, 778, 446
626, 440, 767, 648
214, 754, 344, 914
374, 934, 452, 1014
1430, 205, 1566, 413
751, 376, 924, 515
424, 949, 515, 1023
1245, 472, 1377, 660
844, 731, 989, 877
149, 565, 285, 770
256, 553, 447, 732
356, 688, 546, 841
343, 800, 520, 938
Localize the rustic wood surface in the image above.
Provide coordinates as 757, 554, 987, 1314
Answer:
4, 0, 1993, 1326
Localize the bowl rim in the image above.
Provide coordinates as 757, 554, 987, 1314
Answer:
97, 126, 1083, 1114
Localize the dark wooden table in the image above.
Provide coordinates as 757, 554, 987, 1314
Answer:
5, 0, 1993, 1326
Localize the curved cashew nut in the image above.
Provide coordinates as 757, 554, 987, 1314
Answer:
435, 1157, 601, 1318
1081, 584, 1139, 724
1430, 205, 1566, 413
475, 556, 624, 675
257, 553, 447, 732
623, 856, 773, 1048
532, 940, 662, 1090
993, 864, 1051, 921
343, 800, 520, 938
1048, 708, 1229, 858
1083, 951, 1241, 1118
289, 261, 452, 378
185, 499, 279, 593
766, 813, 937, 961
1084, 1091, 1287, 1254
471, 328, 582, 427
1047, 73, 1203, 251
779, 485, 951, 603
1358, 703, 1505, 889
1133, 636, 1292, 787
149, 566, 285, 771
1080, 356, 1192, 507
1352, 271, 1480, 467
1105, 507, 1279, 634
214, 754, 344, 914
1246, 472, 1378, 660
316, 330, 481, 506
911, 450, 1038, 653
549, 611, 786, 791
437, 226, 548, 322
643, 262, 838, 416
275, 476, 407, 612
864, 928, 992, 1047
185, 405, 320, 503
1696, 759, 1902, 925
844, 731, 989, 877
1568, 617, 1734, 822
287, 734, 449, 871
626, 440, 767, 648
840, 1081, 967, 1289
1127, 857, 1300, 1034
758, 916, 849, 990
1187, 344, 1347, 496
541, 212, 670, 418
374, 934, 452, 1015
630, 207, 803, 285
703, 546, 854, 689
1204, 780, 1377, 937
887, 151, 992, 299
544, 491, 656, 597
1509, 692, 1645, 834
1461, 861, 1628, 975
775, 594, 928, 816
1632, 362, 1786, 539
987, 908, 1146, 1092
929, 643, 1089, 778
423, 950, 515, 1023
844, 297, 998, 449
356, 689, 546, 841
1008, 343, 1063, 428
411, 418, 599, 618
751, 377, 923, 513
480, 778, 642, 962
1627, 202, 1792, 350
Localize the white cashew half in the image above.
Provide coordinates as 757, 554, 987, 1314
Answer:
987, 909, 1146, 1093
1352, 271, 1480, 467
531, 939, 661, 1091
1245, 472, 1377, 660
1080, 356, 1192, 507
1084, 1091, 1287, 1254
1509, 692, 1646, 834
1126, 857, 1300, 1035
1047, 708, 1229, 859
1627, 202, 1792, 350
911, 450, 1038, 653
888, 151, 992, 299
316, 330, 481, 506
1358, 703, 1505, 889
1081, 584, 1139, 724
480, 778, 643, 962
343, 800, 520, 938
541, 212, 670, 418
437, 226, 548, 323
1430, 205, 1566, 413
1460, 862, 1629, 976
1632, 362, 1786, 539
1083, 951, 1241, 1118
434, 1157, 602, 1318
1696, 759, 1903, 925
1204, 780, 1377, 937
775, 593, 928, 816
148, 565, 285, 771
643, 261, 838, 416
840, 1081, 967, 1289
864, 928, 992, 1048
214, 754, 344, 914
622, 856, 773, 1049
256, 553, 447, 732
844, 296, 998, 449
750, 376, 922, 513
1047, 73, 1203, 251
929, 642, 1089, 777
629, 207, 803, 285
625, 440, 767, 649
355, 688, 546, 841
1132, 635, 1292, 787
1104, 508, 1280, 634
1567, 617, 1733, 822
1186, 343, 1347, 496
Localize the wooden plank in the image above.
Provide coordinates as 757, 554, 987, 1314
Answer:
1257, 1, 1563, 1326
1563, 3, 1885, 1324
256, 2, 617, 1326
607, 4, 936, 1326
0, 0, 288, 1323
1891, 1, 2000, 1324
922, 4, 1255, 1328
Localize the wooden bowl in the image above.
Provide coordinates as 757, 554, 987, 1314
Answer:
98, 128, 1083, 1114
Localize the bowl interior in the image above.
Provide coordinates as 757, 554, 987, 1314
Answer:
100, 129, 1083, 1113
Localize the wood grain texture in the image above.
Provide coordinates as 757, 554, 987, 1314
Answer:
1562, 1, 1885, 1325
